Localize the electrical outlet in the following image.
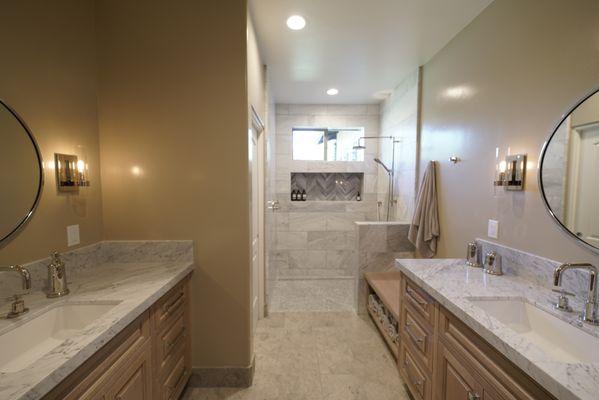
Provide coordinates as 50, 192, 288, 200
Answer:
67, 224, 80, 247
487, 219, 499, 239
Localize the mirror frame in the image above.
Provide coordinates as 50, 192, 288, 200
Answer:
0, 98, 44, 247
538, 87, 599, 254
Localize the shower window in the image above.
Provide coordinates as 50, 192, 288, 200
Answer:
292, 127, 364, 161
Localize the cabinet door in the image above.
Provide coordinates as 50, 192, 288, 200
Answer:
436, 342, 483, 400
107, 345, 152, 400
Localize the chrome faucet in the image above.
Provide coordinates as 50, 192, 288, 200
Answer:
553, 263, 599, 325
0, 265, 31, 318
47, 252, 69, 298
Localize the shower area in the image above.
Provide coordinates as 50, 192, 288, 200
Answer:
264, 70, 421, 313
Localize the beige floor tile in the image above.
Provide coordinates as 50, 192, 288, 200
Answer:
183, 312, 405, 400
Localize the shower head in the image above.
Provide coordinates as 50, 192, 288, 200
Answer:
374, 158, 392, 174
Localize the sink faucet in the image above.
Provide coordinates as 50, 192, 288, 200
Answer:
553, 263, 599, 325
0, 265, 31, 318
47, 252, 69, 298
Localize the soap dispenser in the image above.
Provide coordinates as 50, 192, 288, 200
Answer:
291, 190, 297, 201
47, 251, 70, 298
301, 189, 307, 201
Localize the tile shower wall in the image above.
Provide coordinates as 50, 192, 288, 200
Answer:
273, 104, 381, 280
378, 68, 421, 222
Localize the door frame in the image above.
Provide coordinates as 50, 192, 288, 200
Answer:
250, 106, 266, 321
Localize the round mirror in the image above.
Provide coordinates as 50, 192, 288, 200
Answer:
540, 89, 599, 252
0, 99, 43, 246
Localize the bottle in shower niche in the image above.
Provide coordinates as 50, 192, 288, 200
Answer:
356, 192, 361, 201
301, 189, 307, 201
291, 190, 297, 201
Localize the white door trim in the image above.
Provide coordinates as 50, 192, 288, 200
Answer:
250, 106, 266, 321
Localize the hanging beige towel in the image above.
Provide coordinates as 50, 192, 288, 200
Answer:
408, 161, 439, 258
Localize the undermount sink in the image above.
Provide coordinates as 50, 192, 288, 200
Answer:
0, 302, 118, 373
468, 298, 599, 363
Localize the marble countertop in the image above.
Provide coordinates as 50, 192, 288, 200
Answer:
0, 260, 194, 400
396, 258, 599, 400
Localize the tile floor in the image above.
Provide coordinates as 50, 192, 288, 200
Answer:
268, 279, 355, 312
182, 312, 409, 400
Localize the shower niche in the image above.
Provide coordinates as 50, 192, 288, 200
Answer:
290, 172, 364, 201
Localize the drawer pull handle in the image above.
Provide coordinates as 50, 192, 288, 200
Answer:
405, 323, 425, 344
403, 359, 424, 389
165, 326, 187, 354
406, 287, 428, 306
163, 291, 185, 316
468, 391, 481, 400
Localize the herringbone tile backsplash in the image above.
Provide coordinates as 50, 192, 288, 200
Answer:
291, 172, 364, 201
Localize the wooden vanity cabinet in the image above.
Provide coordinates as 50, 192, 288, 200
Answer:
151, 278, 192, 400
398, 274, 556, 400
43, 276, 192, 400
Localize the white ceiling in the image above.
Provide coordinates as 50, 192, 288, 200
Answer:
249, 0, 493, 104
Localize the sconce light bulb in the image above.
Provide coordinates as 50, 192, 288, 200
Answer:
499, 160, 507, 173
77, 159, 86, 173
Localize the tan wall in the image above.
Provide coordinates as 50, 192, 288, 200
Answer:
420, 0, 599, 263
0, 1, 103, 266
96, 0, 252, 368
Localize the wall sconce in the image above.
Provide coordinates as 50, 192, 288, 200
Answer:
55, 153, 90, 192
494, 153, 527, 191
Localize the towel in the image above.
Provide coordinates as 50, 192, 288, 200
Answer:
408, 161, 439, 258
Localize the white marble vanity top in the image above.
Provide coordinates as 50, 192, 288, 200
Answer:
0, 259, 194, 400
396, 258, 599, 400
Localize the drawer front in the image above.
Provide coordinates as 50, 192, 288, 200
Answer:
153, 283, 186, 332
401, 304, 434, 372
156, 315, 187, 375
399, 342, 432, 400
159, 354, 191, 400
404, 279, 435, 325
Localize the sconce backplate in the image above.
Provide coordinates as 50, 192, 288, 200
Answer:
54, 153, 79, 192
505, 154, 527, 191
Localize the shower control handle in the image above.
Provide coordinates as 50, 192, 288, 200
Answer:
267, 200, 280, 211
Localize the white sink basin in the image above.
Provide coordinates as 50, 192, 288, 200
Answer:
468, 298, 599, 363
0, 302, 118, 373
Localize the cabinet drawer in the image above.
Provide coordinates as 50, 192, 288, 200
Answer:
401, 303, 434, 372
438, 306, 556, 400
403, 278, 435, 326
158, 354, 191, 400
399, 342, 432, 400
156, 315, 187, 376
153, 283, 186, 332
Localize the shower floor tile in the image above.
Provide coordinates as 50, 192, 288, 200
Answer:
268, 279, 355, 312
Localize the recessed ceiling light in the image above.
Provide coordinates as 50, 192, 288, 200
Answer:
326, 88, 339, 96
286, 15, 306, 30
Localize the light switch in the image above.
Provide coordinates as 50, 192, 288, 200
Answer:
67, 224, 80, 247
487, 219, 499, 239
